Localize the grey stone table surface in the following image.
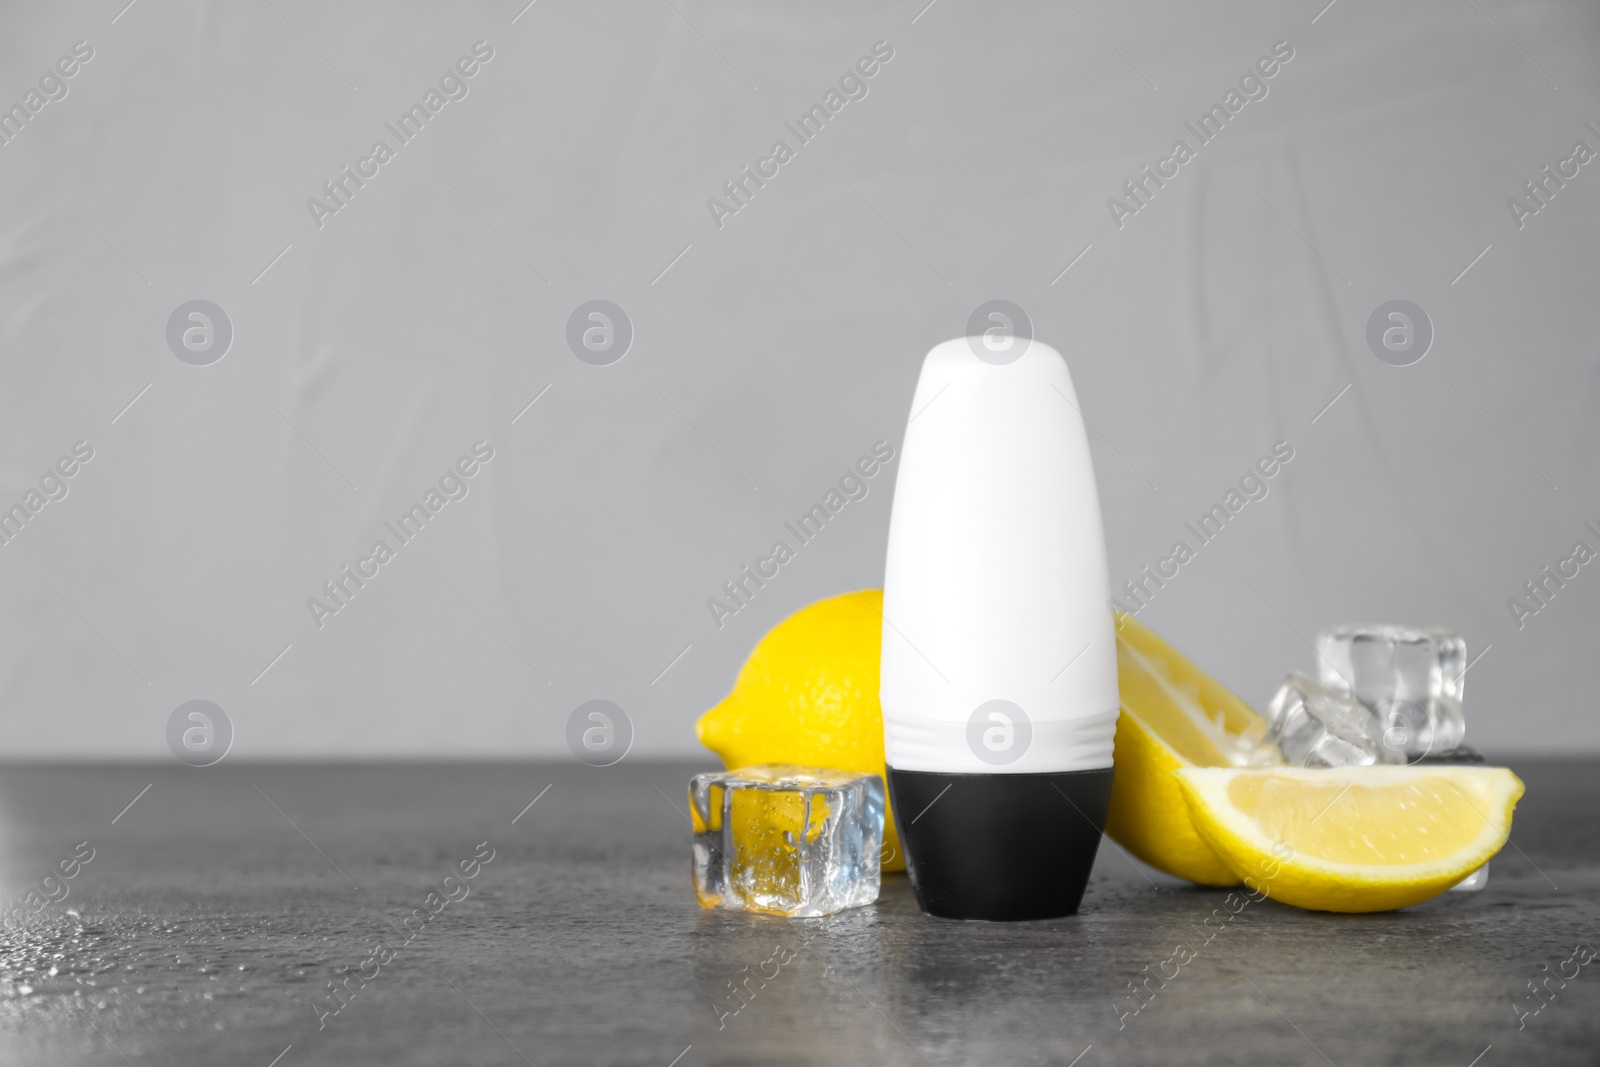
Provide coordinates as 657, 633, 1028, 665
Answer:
0, 760, 1595, 1067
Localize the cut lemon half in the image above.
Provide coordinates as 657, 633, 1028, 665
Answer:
1174, 765, 1524, 912
1106, 613, 1264, 886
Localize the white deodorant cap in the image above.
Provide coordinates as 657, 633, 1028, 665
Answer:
880, 337, 1119, 774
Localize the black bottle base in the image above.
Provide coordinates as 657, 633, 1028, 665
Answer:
887, 766, 1115, 921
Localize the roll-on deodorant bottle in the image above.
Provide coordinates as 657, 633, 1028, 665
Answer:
880, 336, 1118, 920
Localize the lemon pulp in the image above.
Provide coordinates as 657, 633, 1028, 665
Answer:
1225, 772, 1489, 865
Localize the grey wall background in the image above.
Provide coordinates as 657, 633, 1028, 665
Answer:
0, 0, 1596, 760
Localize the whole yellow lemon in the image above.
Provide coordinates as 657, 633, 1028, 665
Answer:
695, 590, 904, 871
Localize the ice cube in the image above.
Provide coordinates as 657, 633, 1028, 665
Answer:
1316, 624, 1466, 758
690, 765, 884, 917
1449, 864, 1489, 892
1253, 673, 1408, 768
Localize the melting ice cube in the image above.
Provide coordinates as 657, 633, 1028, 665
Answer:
690, 765, 884, 917
1253, 673, 1409, 767
1315, 624, 1466, 759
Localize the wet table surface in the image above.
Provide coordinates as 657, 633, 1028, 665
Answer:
0, 760, 1595, 1067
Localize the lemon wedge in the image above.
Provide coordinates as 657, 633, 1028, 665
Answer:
1106, 613, 1264, 886
1174, 765, 1524, 912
